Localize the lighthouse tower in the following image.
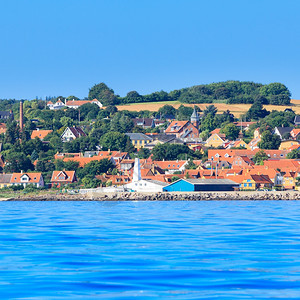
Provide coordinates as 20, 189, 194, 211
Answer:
132, 158, 142, 182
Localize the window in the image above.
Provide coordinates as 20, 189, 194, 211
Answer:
244, 183, 247, 187
249, 183, 252, 187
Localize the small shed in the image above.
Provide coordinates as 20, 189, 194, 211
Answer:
163, 178, 239, 192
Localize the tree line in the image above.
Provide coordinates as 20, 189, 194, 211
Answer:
88, 81, 291, 106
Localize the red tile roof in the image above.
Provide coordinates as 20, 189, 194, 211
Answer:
11, 172, 42, 184
31, 130, 53, 140
51, 171, 76, 183
165, 121, 189, 133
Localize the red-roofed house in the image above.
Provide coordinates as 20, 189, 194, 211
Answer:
165, 121, 199, 139
50, 170, 77, 187
290, 128, 300, 140
65, 99, 102, 109
0, 123, 7, 134
31, 129, 53, 140
10, 172, 44, 188
152, 160, 188, 174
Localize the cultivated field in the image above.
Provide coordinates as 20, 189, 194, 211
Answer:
116, 99, 300, 117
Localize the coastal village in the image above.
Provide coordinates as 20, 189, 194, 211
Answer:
0, 82, 299, 195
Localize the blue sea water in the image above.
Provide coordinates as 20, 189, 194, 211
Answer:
0, 201, 300, 299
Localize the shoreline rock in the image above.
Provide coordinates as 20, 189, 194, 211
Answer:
8, 190, 300, 201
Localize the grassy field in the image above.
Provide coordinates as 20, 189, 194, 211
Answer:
116, 99, 300, 117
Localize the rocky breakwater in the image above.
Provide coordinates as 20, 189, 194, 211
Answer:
11, 190, 300, 201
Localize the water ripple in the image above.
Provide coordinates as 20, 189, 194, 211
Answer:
0, 200, 300, 299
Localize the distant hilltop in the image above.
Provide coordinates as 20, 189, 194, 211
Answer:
0, 80, 292, 108
88, 81, 291, 107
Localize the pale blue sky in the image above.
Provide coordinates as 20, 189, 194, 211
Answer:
0, 0, 299, 99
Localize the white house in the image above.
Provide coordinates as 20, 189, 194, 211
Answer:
65, 99, 103, 109
10, 172, 44, 188
61, 126, 87, 142
47, 99, 66, 110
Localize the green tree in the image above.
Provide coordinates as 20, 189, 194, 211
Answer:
49, 136, 63, 152
246, 101, 269, 120
4, 121, 20, 144
82, 174, 102, 188
79, 103, 100, 120
35, 160, 55, 172
60, 116, 74, 127
171, 176, 180, 182
203, 105, 217, 117
79, 159, 114, 178
185, 160, 197, 169
253, 150, 269, 165
3, 152, 34, 172
100, 132, 130, 151
88, 83, 118, 106
137, 148, 150, 159
220, 123, 240, 140
152, 144, 201, 161
158, 105, 176, 118
258, 131, 281, 149
176, 105, 194, 120
66, 95, 80, 101
200, 113, 216, 132
287, 149, 300, 159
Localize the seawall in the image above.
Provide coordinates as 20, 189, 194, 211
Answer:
9, 190, 300, 201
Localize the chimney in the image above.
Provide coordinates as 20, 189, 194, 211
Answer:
19, 100, 24, 131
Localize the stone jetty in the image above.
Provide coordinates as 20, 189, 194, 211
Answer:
9, 190, 300, 201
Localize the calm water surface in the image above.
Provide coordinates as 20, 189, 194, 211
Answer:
0, 200, 300, 299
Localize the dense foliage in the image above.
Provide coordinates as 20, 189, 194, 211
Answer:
115, 81, 291, 106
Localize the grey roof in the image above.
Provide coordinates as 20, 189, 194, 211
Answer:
181, 129, 192, 138
151, 134, 177, 142
183, 179, 239, 185
275, 127, 293, 137
125, 133, 153, 141
0, 111, 14, 119
132, 118, 155, 128
0, 174, 12, 184
144, 179, 168, 186
84, 151, 99, 157
294, 116, 300, 124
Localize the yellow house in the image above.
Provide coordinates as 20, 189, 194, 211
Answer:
125, 133, 153, 149
279, 140, 300, 150
205, 133, 226, 148
241, 177, 256, 191
240, 174, 273, 191
231, 139, 250, 149
0, 174, 13, 189
281, 171, 298, 190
